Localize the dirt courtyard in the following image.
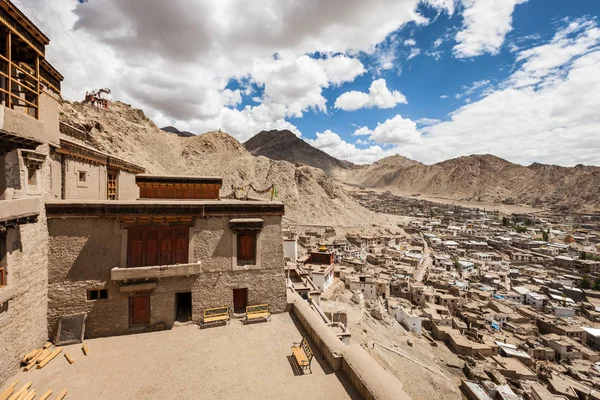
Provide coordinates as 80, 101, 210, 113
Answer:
5, 313, 360, 400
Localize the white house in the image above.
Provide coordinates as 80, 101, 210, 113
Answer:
390, 305, 423, 335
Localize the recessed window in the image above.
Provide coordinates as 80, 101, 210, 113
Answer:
87, 289, 108, 300
79, 171, 87, 183
27, 167, 37, 186
0, 232, 6, 288
237, 233, 256, 266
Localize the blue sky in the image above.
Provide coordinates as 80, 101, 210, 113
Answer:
19, 0, 600, 166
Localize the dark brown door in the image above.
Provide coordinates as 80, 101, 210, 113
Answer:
233, 288, 248, 314
128, 229, 144, 267
160, 228, 173, 265
174, 227, 188, 264
238, 234, 255, 262
131, 295, 150, 325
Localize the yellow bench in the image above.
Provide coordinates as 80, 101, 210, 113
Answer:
200, 306, 230, 328
245, 304, 271, 324
291, 337, 314, 374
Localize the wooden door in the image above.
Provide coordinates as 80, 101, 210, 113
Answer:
131, 295, 150, 325
233, 288, 248, 314
128, 229, 144, 267
173, 227, 188, 264
160, 228, 173, 265
145, 228, 159, 266
238, 234, 255, 262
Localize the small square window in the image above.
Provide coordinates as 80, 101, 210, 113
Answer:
79, 171, 87, 182
87, 289, 108, 301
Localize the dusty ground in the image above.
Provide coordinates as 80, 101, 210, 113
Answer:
321, 284, 464, 400
4, 313, 359, 400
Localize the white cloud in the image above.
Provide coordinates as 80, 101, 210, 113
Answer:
433, 38, 443, 48
455, 79, 491, 98
415, 118, 441, 126
16, 0, 437, 144
353, 115, 422, 145
404, 38, 416, 46
407, 47, 421, 60
306, 130, 406, 164
439, 94, 449, 99
334, 79, 407, 111
453, 0, 528, 58
401, 18, 600, 166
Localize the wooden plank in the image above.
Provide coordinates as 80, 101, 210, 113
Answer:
22, 348, 40, 363
7, 382, 31, 400
0, 382, 18, 400
22, 391, 36, 400
54, 390, 67, 400
64, 352, 74, 364
42, 342, 52, 350
38, 390, 52, 400
37, 348, 62, 369
81, 343, 89, 356
35, 349, 52, 364
6, 31, 11, 110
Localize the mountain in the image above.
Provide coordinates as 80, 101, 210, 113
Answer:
59, 101, 383, 226
161, 125, 195, 137
353, 153, 600, 211
244, 130, 353, 174
244, 130, 599, 211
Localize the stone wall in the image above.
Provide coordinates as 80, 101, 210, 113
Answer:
47, 214, 286, 339
117, 171, 138, 200
63, 158, 107, 200
0, 144, 52, 385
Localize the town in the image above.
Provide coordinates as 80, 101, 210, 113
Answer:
286, 204, 600, 399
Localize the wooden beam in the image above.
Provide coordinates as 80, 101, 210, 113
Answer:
6, 31, 11, 109
54, 390, 67, 400
0, 381, 18, 400
34, 55, 39, 119
64, 353, 74, 364
37, 348, 62, 369
81, 343, 89, 356
35, 349, 52, 364
22, 391, 35, 400
7, 382, 31, 400
21, 348, 40, 364
42, 342, 52, 350
38, 391, 52, 400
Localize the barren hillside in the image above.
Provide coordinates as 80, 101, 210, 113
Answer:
58, 101, 383, 226
244, 130, 353, 174
351, 154, 600, 211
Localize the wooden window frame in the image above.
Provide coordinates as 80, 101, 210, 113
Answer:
87, 288, 108, 301
127, 226, 189, 268
107, 169, 117, 200
0, 232, 6, 288
237, 233, 257, 266
78, 171, 86, 182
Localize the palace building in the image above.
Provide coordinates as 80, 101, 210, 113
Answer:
0, 0, 286, 384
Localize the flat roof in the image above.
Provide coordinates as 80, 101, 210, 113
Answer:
45, 199, 285, 217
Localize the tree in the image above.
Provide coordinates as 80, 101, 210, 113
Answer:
593, 278, 600, 291
581, 251, 587, 260
581, 274, 591, 290
502, 217, 510, 227
542, 229, 549, 242
515, 226, 527, 233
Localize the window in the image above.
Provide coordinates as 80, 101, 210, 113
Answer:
87, 289, 108, 300
128, 226, 189, 267
130, 295, 150, 325
27, 167, 37, 186
78, 171, 86, 183
107, 170, 117, 200
237, 233, 256, 266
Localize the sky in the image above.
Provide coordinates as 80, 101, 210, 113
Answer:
17, 0, 600, 166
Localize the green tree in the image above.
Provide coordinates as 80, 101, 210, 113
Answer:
502, 217, 510, 227
593, 278, 600, 291
515, 226, 527, 233
581, 274, 591, 289
542, 229, 549, 242
581, 251, 587, 260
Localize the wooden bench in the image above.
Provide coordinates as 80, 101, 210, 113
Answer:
244, 304, 271, 324
200, 306, 230, 328
291, 337, 314, 374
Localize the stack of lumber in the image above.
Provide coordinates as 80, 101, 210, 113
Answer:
0, 381, 67, 400
21, 343, 63, 371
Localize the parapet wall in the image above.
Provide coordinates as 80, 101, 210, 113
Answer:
291, 293, 411, 400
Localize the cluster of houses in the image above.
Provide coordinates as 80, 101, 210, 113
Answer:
285, 208, 600, 400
